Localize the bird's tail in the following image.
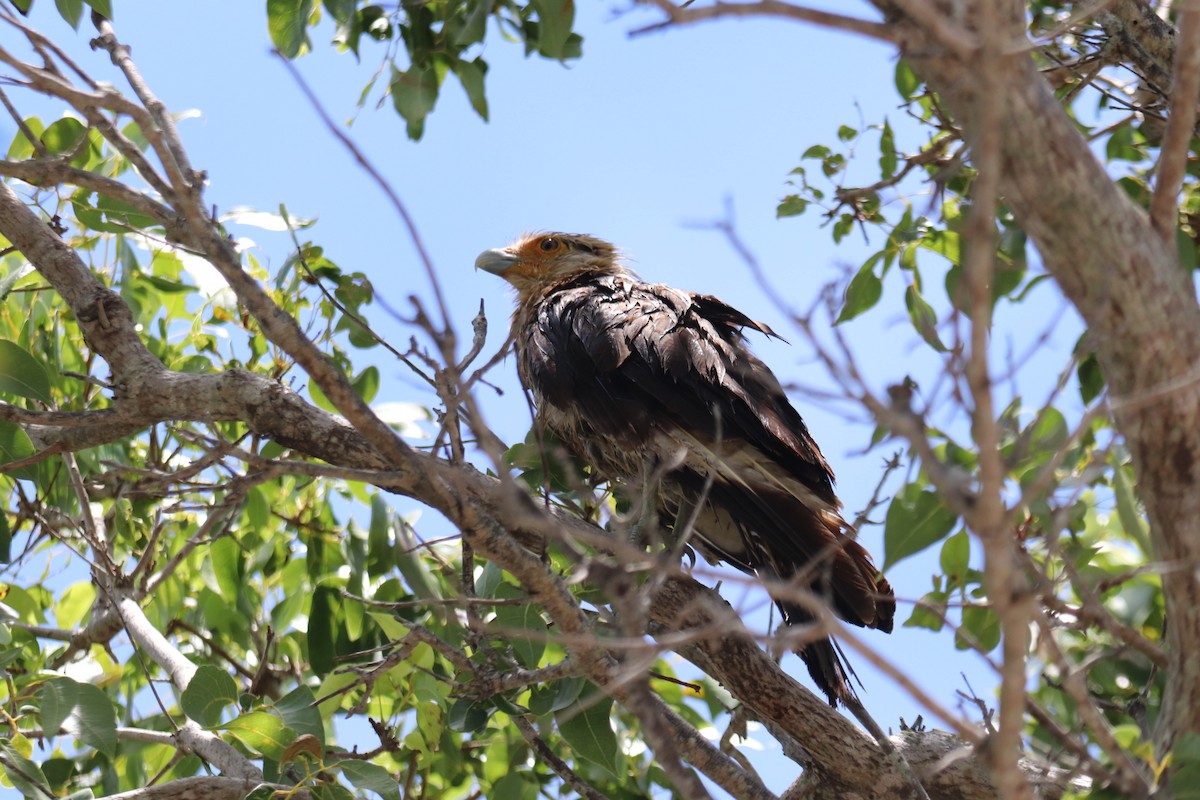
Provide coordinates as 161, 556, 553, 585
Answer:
792, 626, 858, 707
771, 590, 859, 706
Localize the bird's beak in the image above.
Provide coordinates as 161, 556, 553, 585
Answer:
475, 248, 520, 276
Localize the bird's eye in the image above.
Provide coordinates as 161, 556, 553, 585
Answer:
539, 237, 560, 253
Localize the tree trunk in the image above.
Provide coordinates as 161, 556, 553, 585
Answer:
881, 0, 1200, 766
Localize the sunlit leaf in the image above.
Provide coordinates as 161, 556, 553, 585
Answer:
957, 604, 1000, 652
40, 677, 80, 737
0, 421, 37, 480
492, 595, 546, 668
447, 698, 491, 733
40, 118, 86, 156
85, 0, 113, 18
0, 339, 52, 403
55, 0, 83, 28
69, 682, 118, 757
837, 253, 883, 323
457, 58, 489, 121
894, 60, 921, 100
267, 0, 313, 58
776, 195, 808, 218
0, 739, 51, 797
905, 284, 947, 352
181, 665, 238, 727
884, 485, 959, 569
879, 119, 897, 179
223, 710, 295, 760
939, 530, 970, 589
390, 64, 440, 141
337, 759, 401, 800
556, 690, 618, 777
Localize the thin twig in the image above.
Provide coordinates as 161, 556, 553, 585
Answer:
273, 52, 451, 336
630, 0, 895, 44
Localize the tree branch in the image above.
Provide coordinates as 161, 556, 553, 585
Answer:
1149, 1, 1200, 236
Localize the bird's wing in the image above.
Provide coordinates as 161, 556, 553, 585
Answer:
524, 275, 836, 496
520, 272, 894, 705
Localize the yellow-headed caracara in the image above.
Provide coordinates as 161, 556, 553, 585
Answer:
477, 232, 894, 706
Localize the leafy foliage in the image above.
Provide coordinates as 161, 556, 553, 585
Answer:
0, 1, 1192, 798
267, 0, 583, 139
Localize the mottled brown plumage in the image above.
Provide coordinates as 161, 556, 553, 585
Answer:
477, 232, 894, 705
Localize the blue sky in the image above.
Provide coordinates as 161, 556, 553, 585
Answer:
5, 2, 1085, 793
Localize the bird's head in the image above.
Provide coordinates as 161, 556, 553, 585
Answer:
475, 232, 622, 295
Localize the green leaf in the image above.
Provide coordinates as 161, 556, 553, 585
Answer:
0, 739, 52, 797
939, 530, 970, 588
54, 581, 96, 631
85, 0, 113, 18
920, 229, 960, 266
351, 366, 379, 403
476, 560, 502, 598
222, 709, 294, 760
837, 125, 857, 142
307, 586, 337, 676
393, 513, 443, 609
532, 0, 576, 59
1113, 462, 1151, 555
879, 119, 897, 179
40, 677, 80, 736
95, 194, 160, 231
904, 591, 947, 632
275, 686, 326, 744
0, 421, 37, 480
390, 64, 441, 141
267, 0, 314, 58
7, 0, 32, 13
776, 195, 808, 218
556, 690, 618, 777
905, 284, 947, 352
55, 0, 83, 28
455, 0, 490, 46
957, 604, 1000, 651
208, 535, 242, 603
1177, 226, 1198, 271
1170, 733, 1200, 800
492, 599, 546, 669
321, 0, 355, 25
0, 339, 52, 403
41, 678, 117, 757
895, 60, 921, 101
884, 484, 959, 569
1026, 407, 1067, 454
67, 682, 118, 757
337, 760, 401, 800
0, 512, 10, 564
836, 254, 883, 323
491, 773, 538, 800
1077, 352, 1104, 404
554, 676, 588, 709
457, 58, 489, 122
40, 118, 86, 156
529, 675, 586, 716
1106, 123, 1146, 163
367, 493, 392, 577
181, 665, 238, 726
447, 698, 491, 733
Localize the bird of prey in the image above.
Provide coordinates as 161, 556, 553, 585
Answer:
476, 232, 894, 706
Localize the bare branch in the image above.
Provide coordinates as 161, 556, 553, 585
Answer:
631, 0, 896, 44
